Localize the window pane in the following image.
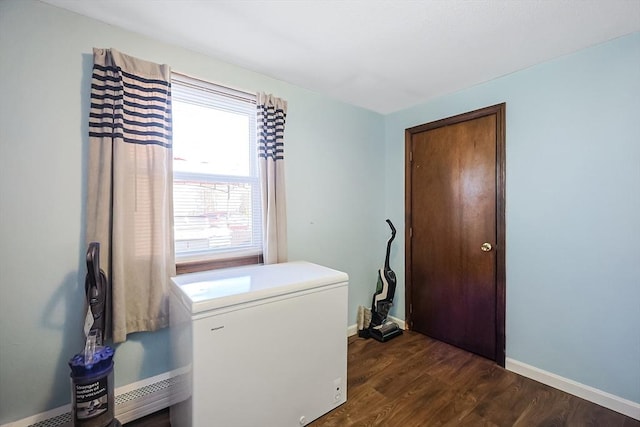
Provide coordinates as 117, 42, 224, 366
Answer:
174, 180, 259, 254
173, 100, 251, 176
171, 74, 261, 261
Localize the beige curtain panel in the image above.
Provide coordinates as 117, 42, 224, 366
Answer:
257, 93, 288, 264
86, 48, 175, 343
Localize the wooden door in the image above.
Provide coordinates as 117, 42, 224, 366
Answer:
405, 104, 505, 365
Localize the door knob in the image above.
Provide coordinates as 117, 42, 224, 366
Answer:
481, 242, 493, 252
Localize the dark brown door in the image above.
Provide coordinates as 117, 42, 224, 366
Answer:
405, 104, 505, 365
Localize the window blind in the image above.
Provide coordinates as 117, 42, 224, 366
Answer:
171, 74, 262, 261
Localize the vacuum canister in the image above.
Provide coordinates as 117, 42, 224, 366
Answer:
69, 342, 116, 427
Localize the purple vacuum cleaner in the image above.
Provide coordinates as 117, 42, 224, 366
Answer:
69, 242, 121, 427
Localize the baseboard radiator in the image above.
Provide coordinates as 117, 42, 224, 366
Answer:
4, 371, 186, 427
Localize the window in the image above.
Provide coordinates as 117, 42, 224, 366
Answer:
171, 74, 262, 269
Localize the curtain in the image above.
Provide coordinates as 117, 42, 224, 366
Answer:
257, 93, 288, 264
86, 48, 175, 343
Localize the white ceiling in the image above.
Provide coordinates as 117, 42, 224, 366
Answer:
42, 0, 640, 114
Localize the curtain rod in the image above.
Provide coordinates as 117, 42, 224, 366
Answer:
172, 70, 255, 98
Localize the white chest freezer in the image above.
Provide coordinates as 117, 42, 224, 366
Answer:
169, 261, 349, 427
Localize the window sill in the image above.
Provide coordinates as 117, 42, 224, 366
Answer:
176, 254, 263, 275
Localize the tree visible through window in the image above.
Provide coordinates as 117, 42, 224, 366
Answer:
171, 75, 261, 263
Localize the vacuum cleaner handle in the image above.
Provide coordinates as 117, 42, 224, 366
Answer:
384, 219, 396, 271
85, 242, 106, 343
386, 219, 396, 238
86, 243, 101, 294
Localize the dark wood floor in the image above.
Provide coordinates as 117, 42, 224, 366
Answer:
125, 331, 639, 426
123, 409, 170, 427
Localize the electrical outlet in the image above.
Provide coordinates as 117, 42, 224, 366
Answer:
333, 377, 343, 402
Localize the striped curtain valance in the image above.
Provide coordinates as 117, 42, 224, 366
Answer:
257, 93, 287, 161
89, 55, 172, 149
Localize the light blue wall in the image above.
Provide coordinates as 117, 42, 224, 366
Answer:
1, 1, 638, 424
385, 32, 640, 403
0, 1, 384, 423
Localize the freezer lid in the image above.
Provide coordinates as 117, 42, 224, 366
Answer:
170, 261, 348, 314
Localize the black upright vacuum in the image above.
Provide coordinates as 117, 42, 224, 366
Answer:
69, 242, 121, 427
367, 219, 403, 342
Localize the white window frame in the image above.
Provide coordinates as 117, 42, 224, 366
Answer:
171, 73, 262, 266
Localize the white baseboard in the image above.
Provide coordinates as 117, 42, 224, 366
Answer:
348, 315, 406, 337
0, 404, 72, 427
347, 323, 359, 336
506, 358, 640, 420
386, 315, 406, 331
1, 369, 187, 427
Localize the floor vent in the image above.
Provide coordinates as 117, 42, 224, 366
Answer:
8, 371, 186, 427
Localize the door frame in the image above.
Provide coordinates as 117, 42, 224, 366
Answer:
404, 103, 506, 366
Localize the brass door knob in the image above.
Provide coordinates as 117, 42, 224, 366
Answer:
481, 242, 493, 252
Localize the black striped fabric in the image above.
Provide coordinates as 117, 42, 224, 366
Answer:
257, 102, 286, 161
89, 62, 172, 148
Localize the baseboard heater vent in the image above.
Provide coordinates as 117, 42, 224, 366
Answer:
25, 413, 71, 427
26, 413, 71, 427
8, 371, 184, 427
114, 376, 178, 424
